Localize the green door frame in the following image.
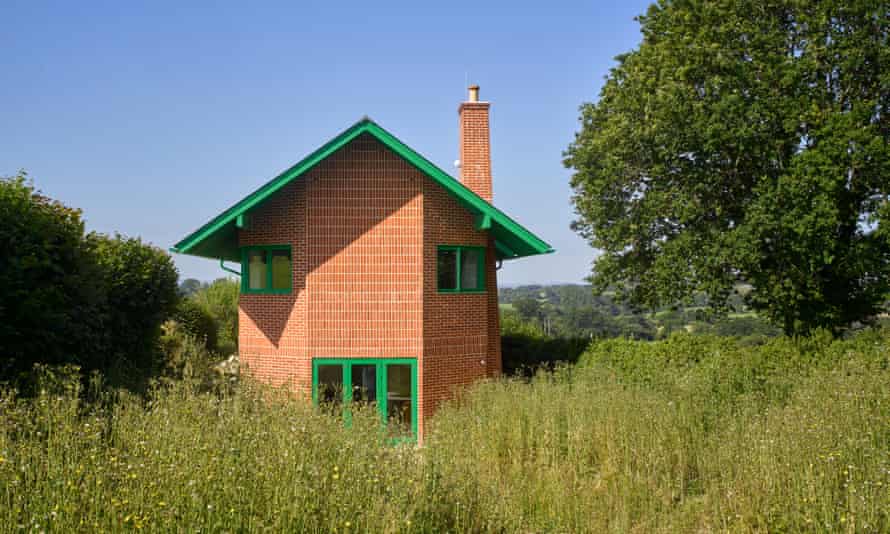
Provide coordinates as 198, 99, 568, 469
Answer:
311, 358, 418, 440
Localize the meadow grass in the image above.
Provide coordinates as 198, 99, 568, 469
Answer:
1, 331, 888, 532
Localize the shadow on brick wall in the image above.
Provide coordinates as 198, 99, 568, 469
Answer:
240, 133, 423, 349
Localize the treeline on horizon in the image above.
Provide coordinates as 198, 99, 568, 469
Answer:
173, 276, 789, 376
499, 283, 784, 342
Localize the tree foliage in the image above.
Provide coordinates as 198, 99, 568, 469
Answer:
89, 233, 180, 370
0, 174, 180, 381
173, 299, 219, 353
565, 0, 890, 335
179, 278, 207, 297
191, 278, 239, 355
512, 297, 543, 323
0, 173, 104, 376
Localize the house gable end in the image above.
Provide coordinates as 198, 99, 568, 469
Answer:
171, 119, 553, 262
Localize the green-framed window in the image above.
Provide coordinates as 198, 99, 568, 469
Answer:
240, 245, 292, 294
312, 358, 418, 441
437, 245, 485, 293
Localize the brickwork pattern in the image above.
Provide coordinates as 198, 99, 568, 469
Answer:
421, 180, 500, 435
458, 102, 492, 202
486, 236, 502, 377
238, 179, 309, 391
237, 133, 502, 440
306, 134, 424, 361
239, 134, 425, 394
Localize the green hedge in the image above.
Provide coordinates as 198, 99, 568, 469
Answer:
577, 329, 890, 417
0, 175, 179, 384
172, 299, 218, 353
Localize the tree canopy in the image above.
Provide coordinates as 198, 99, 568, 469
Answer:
565, 0, 890, 335
0, 173, 104, 376
0, 174, 179, 382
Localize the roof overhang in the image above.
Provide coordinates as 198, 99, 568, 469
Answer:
171, 118, 554, 262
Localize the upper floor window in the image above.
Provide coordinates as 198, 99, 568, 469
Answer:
437, 245, 485, 293
241, 245, 292, 294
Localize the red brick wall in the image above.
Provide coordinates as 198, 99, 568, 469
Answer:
239, 133, 424, 393
238, 133, 501, 440
238, 178, 309, 391
305, 134, 424, 361
421, 178, 500, 432
485, 237, 502, 378
458, 101, 492, 202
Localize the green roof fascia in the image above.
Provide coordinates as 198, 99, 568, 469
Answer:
494, 240, 518, 259
171, 118, 555, 262
171, 119, 371, 261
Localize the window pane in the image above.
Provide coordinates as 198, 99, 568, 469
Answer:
270, 249, 291, 289
248, 251, 267, 289
386, 364, 412, 435
437, 249, 458, 290
317, 365, 343, 406
460, 249, 481, 290
351, 364, 377, 404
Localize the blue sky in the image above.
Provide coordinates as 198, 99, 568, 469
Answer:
1, 0, 651, 285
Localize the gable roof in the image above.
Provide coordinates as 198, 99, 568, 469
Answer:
171, 118, 554, 262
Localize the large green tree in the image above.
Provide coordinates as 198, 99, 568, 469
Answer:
565, 0, 890, 335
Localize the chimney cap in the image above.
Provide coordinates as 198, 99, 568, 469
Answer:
468, 85, 480, 102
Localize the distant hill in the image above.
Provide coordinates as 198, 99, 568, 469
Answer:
499, 284, 779, 342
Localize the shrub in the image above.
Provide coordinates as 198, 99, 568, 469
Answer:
712, 315, 781, 338
577, 329, 890, 421
191, 278, 239, 355
501, 309, 588, 376
88, 233, 180, 375
172, 299, 218, 352
501, 333, 588, 376
0, 174, 105, 379
157, 320, 222, 389
0, 175, 181, 385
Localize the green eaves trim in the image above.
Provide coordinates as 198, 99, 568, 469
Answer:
171, 119, 370, 261
171, 118, 555, 261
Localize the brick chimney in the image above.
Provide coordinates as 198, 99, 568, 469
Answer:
458, 85, 492, 201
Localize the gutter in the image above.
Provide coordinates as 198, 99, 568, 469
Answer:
219, 258, 241, 277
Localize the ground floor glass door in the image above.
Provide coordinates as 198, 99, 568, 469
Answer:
312, 358, 417, 440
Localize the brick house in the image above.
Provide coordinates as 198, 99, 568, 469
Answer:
172, 86, 552, 440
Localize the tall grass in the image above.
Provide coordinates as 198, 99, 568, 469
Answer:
431, 331, 889, 532
2, 332, 888, 532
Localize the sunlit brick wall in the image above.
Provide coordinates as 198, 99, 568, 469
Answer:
238, 133, 500, 440
238, 133, 425, 401
238, 178, 309, 392
305, 134, 424, 360
421, 179, 499, 437
458, 101, 492, 202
